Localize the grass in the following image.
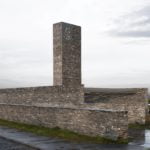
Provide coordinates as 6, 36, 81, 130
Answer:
0, 119, 128, 144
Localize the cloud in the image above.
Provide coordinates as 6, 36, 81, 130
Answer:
0, 0, 150, 89
110, 30, 150, 38
109, 5, 150, 38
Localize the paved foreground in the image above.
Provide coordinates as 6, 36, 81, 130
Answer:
0, 126, 150, 150
0, 137, 37, 150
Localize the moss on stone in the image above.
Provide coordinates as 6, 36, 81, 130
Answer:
0, 119, 128, 144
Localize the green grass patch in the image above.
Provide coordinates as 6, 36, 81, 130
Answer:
0, 119, 128, 144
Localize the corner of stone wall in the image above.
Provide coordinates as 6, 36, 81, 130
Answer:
128, 88, 149, 125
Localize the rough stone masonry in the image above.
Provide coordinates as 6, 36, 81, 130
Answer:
0, 22, 148, 140
53, 22, 81, 86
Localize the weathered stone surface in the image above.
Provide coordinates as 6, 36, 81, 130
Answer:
84, 88, 148, 124
0, 104, 128, 140
0, 85, 84, 105
146, 104, 150, 123
53, 22, 81, 86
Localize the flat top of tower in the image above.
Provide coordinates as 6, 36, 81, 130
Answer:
53, 22, 81, 28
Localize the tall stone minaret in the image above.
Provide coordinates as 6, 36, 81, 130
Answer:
53, 22, 81, 86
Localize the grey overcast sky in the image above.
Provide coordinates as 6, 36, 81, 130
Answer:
0, 0, 150, 89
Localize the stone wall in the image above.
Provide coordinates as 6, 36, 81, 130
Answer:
0, 86, 148, 125
0, 85, 84, 105
84, 88, 148, 124
146, 104, 150, 123
0, 104, 128, 140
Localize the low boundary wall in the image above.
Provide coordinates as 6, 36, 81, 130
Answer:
84, 88, 148, 124
0, 86, 84, 105
0, 104, 128, 140
0, 86, 147, 139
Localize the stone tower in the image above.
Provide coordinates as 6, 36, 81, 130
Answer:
53, 22, 81, 86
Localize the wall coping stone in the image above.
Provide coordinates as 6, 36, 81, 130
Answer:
0, 103, 128, 113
